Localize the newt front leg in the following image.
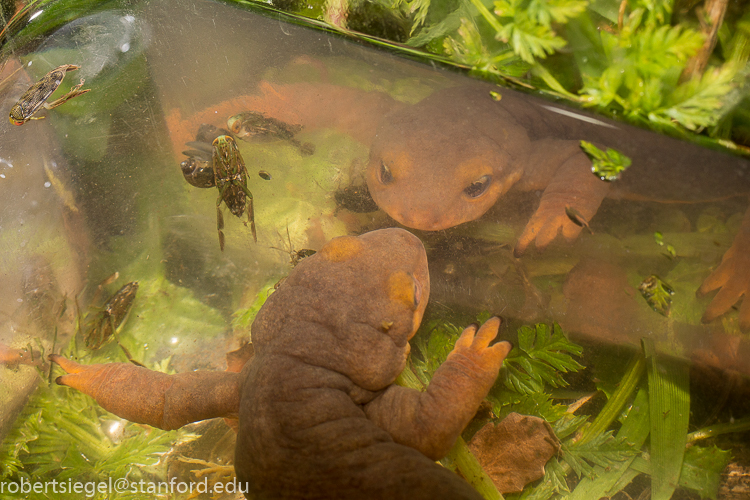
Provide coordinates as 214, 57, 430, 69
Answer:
364, 317, 512, 460
699, 205, 750, 331
514, 141, 611, 256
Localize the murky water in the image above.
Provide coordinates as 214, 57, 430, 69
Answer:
1, 0, 749, 499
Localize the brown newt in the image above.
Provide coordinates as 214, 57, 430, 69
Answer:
364, 85, 750, 329
163, 80, 750, 330
51, 228, 512, 499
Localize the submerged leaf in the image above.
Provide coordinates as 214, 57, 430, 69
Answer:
679, 444, 732, 499
644, 338, 691, 500
503, 323, 584, 394
492, 391, 569, 423
468, 413, 560, 493
562, 430, 637, 478
412, 319, 463, 382
638, 274, 675, 317
580, 140, 632, 181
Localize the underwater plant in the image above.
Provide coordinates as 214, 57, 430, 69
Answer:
406, 315, 740, 500
226, 0, 750, 153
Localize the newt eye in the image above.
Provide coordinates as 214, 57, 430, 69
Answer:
378, 161, 394, 185
464, 175, 491, 198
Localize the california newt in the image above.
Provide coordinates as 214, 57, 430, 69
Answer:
364, 85, 750, 329
51, 228, 512, 499
164, 80, 750, 330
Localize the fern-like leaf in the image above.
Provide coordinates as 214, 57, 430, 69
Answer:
562, 431, 637, 478
503, 323, 584, 394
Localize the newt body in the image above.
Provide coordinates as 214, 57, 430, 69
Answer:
52, 228, 512, 499
163, 79, 750, 329
363, 85, 750, 329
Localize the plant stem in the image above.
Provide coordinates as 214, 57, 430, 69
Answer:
578, 352, 645, 445
687, 416, 750, 443
447, 437, 504, 500
467, 0, 504, 32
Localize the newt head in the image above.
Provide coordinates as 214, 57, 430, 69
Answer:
366, 89, 527, 231
255, 228, 430, 391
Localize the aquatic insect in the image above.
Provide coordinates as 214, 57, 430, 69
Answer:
564, 206, 593, 234
181, 123, 272, 185
290, 248, 317, 266
273, 226, 316, 267
213, 135, 256, 250
272, 227, 317, 290
9, 64, 90, 125
180, 124, 227, 188
227, 111, 315, 156
82, 281, 139, 350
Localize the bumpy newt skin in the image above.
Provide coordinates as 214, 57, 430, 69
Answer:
51, 228, 511, 499
364, 85, 750, 329
366, 86, 612, 255
236, 228, 511, 499
164, 80, 750, 328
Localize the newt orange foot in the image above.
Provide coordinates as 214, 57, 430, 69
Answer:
699, 207, 750, 331
52, 229, 512, 500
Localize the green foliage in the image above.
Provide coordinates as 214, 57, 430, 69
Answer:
232, 281, 276, 331
578, 11, 739, 136
412, 317, 636, 499
678, 444, 732, 498
232, 0, 750, 150
518, 457, 567, 499
492, 0, 587, 63
561, 430, 637, 478
411, 318, 463, 384
502, 322, 584, 394
580, 140, 632, 181
412, 318, 584, 396
492, 390, 570, 423
0, 375, 184, 499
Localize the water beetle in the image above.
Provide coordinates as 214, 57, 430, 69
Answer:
9, 64, 90, 125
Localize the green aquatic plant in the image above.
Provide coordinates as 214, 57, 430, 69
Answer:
219, 0, 750, 152
579, 141, 632, 182
501, 322, 584, 395
0, 360, 186, 500
407, 316, 735, 500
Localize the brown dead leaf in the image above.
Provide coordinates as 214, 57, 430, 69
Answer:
467, 412, 559, 493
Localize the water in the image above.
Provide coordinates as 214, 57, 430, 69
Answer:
1, 1, 749, 498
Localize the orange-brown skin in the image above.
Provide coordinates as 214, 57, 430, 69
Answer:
236, 229, 511, 499
699, 209, 750, 330
50, 355, 241, 431
0, 343, 39, 367
166, 80, 750, 329
363, 86, 750, 330
52, 228, 511, 499
365, 86, 611, 256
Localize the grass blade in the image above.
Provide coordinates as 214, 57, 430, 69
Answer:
643, 337, 690, 500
